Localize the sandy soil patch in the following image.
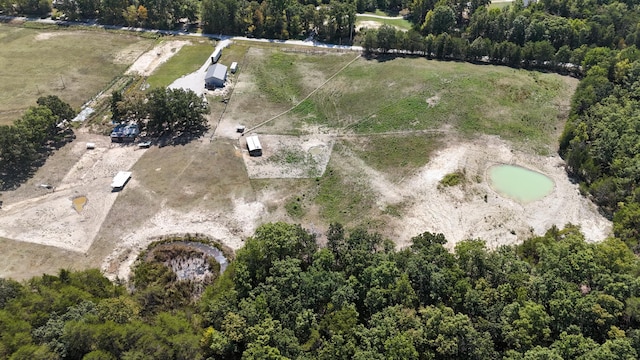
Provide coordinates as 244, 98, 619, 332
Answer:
35, 32, 63, 41
126, 40, 191, 76
357, 21, 384, 31
242, 134, 334, 179
0, 137, 147, 252
113, 42, 154, 64
382, 136, 612, 249
101, 198, 266, 281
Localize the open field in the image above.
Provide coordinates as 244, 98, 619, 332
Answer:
0, 24, 154, 124
0, 35, 612, 281
356, 16, 413, 31
146, 39, 217, 88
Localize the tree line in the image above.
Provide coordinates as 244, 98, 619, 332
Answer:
0, 96, 75, 190
2, 222, 640, 358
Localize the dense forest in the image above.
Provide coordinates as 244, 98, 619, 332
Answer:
2, 222, 640, 359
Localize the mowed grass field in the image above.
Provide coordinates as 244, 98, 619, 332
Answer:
0, 24, 154, 125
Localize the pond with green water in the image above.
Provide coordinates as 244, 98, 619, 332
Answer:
488, 164, 554, 204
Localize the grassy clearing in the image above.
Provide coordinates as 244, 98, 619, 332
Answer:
224, 47, 354, 131
314, 143, 376, 224
147, 40, 217, 88
253, 52, 304, 104
283, 57, 573, 152
0, 24, 153, 125
489, 1, 513, 10
356, 15, 413, 30
315, 166, 371, 224
132, 139, 252, 211
349, 134, 442, 180
219, 43, 249, 67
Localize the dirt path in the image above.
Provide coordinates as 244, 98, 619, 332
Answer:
126, 40, 191, 76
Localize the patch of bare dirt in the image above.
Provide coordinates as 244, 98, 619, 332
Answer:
35, 32, 63, 41
242, 134, 334, 179
380, 135, 612, 249
125, 40, 191, 76
113, 42, 154, 64
0, 136, 147, 253
426, 94, 441, 107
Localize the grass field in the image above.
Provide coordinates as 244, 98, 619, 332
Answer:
0, 24, 154, 125
282, 57, 573, 154
146, 39, 217, 88
356, 15, 413, 30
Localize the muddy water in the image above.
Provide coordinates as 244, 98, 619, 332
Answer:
488, 165, 554, 204
72, 196, 87, 213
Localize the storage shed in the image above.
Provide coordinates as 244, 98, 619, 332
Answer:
246, 135, 262, 157
211, 48, 222, 63
111, 171, 132, 190
230, 62, 238, 73
205, 63, 227, 89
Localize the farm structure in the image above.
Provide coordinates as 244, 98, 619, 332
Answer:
211, 48, 222, 63
110, 123, 139, 142
111, 171, 132, 190
246, 135, 262, 156
205, 63, 227, 89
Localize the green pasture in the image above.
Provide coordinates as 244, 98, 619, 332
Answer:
146, 39, 217, 89
0, 24, 153, 125
283, 57, 572, 153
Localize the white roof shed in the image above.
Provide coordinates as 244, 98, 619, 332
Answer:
111, 171, 132, 188
246, 135, 262, 156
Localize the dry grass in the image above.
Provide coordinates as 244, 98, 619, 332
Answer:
0, 24, 153, 125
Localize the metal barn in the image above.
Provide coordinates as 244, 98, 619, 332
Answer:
205, 63, 227, 89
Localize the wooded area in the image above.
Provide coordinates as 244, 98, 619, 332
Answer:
0, 96, 75, 190
1, 223, 640, 359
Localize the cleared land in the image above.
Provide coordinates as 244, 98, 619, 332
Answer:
356, 16, 412, 31
0, 36, 612, 281
0, 24, 154, 124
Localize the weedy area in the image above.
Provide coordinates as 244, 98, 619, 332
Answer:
0, 24, 154, 124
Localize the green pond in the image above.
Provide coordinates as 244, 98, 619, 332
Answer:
488, 164, 554, 204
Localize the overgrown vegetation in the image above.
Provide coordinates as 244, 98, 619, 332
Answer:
439, 170, 465, 187
5, 223, 639, 358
